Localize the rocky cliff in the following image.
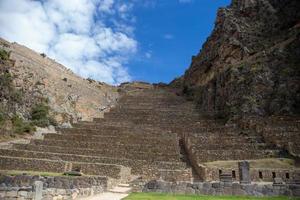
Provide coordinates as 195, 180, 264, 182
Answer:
172, 0, 300, 119
0, 38, 118, 126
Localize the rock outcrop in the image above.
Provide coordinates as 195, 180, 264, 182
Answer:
0, 38, 118, 124
172, 0, 300, 118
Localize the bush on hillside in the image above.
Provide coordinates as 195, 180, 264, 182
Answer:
30, 102, 57, 127
0, 49, 9, 60
12, 115, 35, 134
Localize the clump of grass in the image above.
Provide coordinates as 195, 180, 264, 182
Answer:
0, 49, 9, 60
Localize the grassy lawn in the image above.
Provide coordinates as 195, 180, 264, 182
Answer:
123, 193, 299, 200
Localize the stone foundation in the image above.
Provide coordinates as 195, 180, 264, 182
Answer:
0, 175, 108, 200
200, 165, 300, 182
134, 180, 300, 197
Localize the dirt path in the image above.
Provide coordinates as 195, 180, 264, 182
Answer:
81, 192, 128, 200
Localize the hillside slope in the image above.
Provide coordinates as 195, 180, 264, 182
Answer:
172, 0, 300, 119
0, 38, 118, 126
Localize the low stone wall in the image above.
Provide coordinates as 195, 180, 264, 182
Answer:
133, 180, 300, 197
0, 156, 130, 180
0, 149, 185, 176
204, 167, 300, 182
14, 143, 180, 162
0, 175, 108, 199
140, 168, 193, 182
31, 139, 178, 154
44, 133, 178, 146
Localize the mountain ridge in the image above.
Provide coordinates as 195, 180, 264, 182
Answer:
171, 0, 300, 119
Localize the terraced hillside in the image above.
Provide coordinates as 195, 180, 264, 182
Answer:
1, 84, 298, 190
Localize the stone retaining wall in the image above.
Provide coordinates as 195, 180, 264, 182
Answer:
0, 156, 130, 180
0, 175, 108, 199
14, 144, 180, 162
203, 167, 300, 182
133, 180, 300, 197
0, 149, 185, 176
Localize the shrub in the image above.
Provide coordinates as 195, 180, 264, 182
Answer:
0, 49, 9, 60
31, 103, 50, 121
12, 115, 35, 134
30, 103, 56, 127
0, 71, 13, 87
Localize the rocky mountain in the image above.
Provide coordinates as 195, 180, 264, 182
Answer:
0, 38, 118, 128
172, 0, 300, 120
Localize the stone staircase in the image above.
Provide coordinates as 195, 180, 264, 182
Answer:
0, 86, 291, 189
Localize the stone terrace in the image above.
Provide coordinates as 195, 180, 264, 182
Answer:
0, 84, 295, 185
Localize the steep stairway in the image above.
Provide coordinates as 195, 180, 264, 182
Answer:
0, 85, 286, 186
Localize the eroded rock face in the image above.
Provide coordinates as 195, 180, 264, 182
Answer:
174, 0, 300, 118
0, 38, 119, 124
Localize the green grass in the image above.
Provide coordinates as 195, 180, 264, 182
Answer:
0, 170, 64, 177
124, 193, 299, 200
0, 170, 101, 178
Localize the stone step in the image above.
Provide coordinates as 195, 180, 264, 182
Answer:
0, 149, 186, 175
106, 108, 199, 115
31, 139, 180, 153
103, 113, 200, 120
58, 128, 177, 138
186, 136, 262, 143
262, 131, 300, 138
192, 149, 280, 163
264, 126, 300, 132
188, 143, 276, 150
13, 144, 181, 162
108, 186, 132, 194
93, 117, 200, 124
118, 183, 130, 187
44, 133, 178, 146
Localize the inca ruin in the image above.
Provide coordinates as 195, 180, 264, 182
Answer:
0, 0, 299, 199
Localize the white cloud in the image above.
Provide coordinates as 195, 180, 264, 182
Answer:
0, 0, 137, 85
98, 0, 115, 13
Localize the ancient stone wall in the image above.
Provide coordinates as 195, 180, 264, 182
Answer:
203, 167, 300, 182
137, 180, 300, 197
0, 175, 108, 199
0, 156, 131, 181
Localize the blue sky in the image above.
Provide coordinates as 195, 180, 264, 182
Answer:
0, 0, 231, 85
130, 0, 231, 83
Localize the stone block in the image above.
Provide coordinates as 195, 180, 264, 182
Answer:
6, 191, 18, 197
238, 161, 251, 184
232, 183, 247, 196
53, 194, 63, 200
33, 181, 43, 200
0, 192, 6, 198
211, 182, 220, 189
273, 177, 284, 185
18, 191, 28, 197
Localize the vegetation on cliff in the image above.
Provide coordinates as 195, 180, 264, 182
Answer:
0, 48, 55, 139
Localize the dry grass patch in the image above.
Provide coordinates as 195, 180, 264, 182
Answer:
203, 159, 296, 169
